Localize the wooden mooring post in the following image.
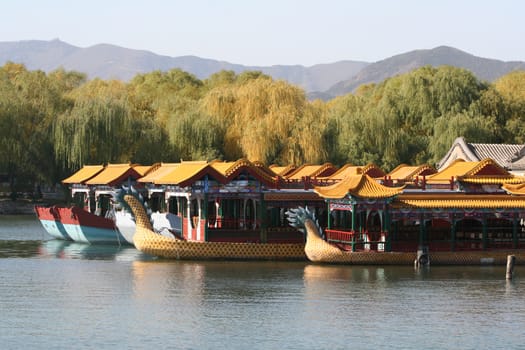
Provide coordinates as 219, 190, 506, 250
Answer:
506, 255, 516, 280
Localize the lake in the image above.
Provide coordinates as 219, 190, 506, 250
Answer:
0, 215, 524, 349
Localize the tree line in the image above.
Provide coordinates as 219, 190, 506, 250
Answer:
1, 61, 524, 195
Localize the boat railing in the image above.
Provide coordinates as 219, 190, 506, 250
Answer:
326, 229, 391, 252
325, 228, 355, 244
275, 177, 338, 190
207, 217, 261, 230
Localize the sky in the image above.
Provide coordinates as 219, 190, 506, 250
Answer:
1, 0, 524, 67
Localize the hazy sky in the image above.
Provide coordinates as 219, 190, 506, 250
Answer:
1, 0, 523, 66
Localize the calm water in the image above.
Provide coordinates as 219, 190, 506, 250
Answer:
0, 216, 524, 349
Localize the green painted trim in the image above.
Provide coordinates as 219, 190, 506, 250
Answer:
351, 203, 356, 231
482, 213, 488, 250
451, 214, 456, 252
513, 211, 519, 249
203, 194, 208, 241
327, 200, 331, 229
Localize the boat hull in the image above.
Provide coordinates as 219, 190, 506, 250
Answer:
303, 219, 525, 265
35, 206, 132, 245
304, 249, 525, 265
34, 206, 72, 240
134, 227, 306, 260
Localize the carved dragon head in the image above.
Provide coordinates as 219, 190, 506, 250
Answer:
285, 206, 325, 240
113, 186, 151, 223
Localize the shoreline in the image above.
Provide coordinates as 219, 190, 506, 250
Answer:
0, 199, 61, 215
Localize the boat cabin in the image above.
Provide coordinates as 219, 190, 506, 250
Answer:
315, 159, 525, 253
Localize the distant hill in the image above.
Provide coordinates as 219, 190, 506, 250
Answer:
1, 40, 524, 100
0, 39, 368, 94
326, 46, 525, 97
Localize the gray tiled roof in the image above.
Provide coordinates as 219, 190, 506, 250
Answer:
469, 143, 525, 170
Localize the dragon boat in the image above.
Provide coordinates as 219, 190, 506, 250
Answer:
123, 193, 306, 260
286, 206, 525, 265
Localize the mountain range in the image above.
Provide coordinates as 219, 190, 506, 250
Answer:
1, 39, 524, 100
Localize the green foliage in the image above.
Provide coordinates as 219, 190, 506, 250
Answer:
1, 61, 524, 190
168, 108, 225, 161
0, 63, 74, 192
323, 65, 508, 169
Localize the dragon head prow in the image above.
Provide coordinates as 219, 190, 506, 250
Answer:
113, 186, 153, 229
285, 206, 325, 240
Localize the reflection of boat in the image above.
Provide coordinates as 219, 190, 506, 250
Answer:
125, 194, 306, 260
38, 239, 70, 257
38, 239, 140, 260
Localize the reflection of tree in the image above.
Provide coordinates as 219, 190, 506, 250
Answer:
0, 240, 42, 258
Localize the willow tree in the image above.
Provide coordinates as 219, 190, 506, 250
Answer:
324, 94, 370, 165
428, 111, 499, 164
201, 83, 241, 158
494, 70, 525, 102
0, 68, 21, 194
236, 78, 307, 164
290, 99, 330, 164
54, 79, 136, 169
202, 74, 312, 164
494, 71, 525, 143
126, 69, 205, 162
168, 107, 226, 161
128, 69, 203, 127
0, 63, 74, 194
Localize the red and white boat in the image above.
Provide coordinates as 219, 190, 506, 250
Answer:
35, 164, 150, 245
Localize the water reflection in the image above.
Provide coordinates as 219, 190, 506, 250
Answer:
302, 263, 511, 284
35, 239, 146, 260
131, 260, 207, 300
0, 214, 49, 240
0, 240, 42, 258
130, 260, 307, 302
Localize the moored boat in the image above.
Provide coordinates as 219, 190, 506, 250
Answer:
286, 159, 525, 265
35, 203, 133, 244
123, 193, 306, 260
287, 206, 525, 265
116, 159, 331, 259
36, 163, 150, 245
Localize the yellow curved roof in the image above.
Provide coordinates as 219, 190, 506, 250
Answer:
62, 165, 104, 184
153, 162, 227, 186
387, 164, 436, 181
209, 161, 234, 175
324, 163, 386, 180
459, 175, 525, 185
502, 183, 525, 195
285, 163, 335, 180
393, 193, 525, 209
322, 164, 361, 180
314, 174, 404, 199
138, 163, 179, 183
269, 164, 296, 176
85, 163, 140, 185
212, 159, 278, 184
154, 163, 210, 185
427, 158, 509, 183
133, 165, 154, 177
